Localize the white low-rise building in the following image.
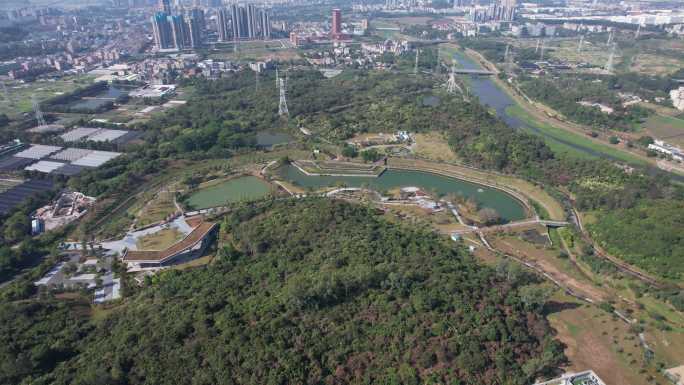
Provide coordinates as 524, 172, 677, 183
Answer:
648, 139, 684, 162
670, 87, 684, 111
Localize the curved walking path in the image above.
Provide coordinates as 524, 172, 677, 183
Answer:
451, 218, 569, 235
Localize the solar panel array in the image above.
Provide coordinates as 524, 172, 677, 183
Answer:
87, 129, 128, 142
53, 164, 87, 176
1, 142, 122, 176
60, 127, 99, 142
14, 145, 62, 159
0, 156, 35, 171
0, 179, 54, 214
60, 127, 129, 143
50, 148, 93, 162
72, 150, 121, 167
25, 161, 66, 173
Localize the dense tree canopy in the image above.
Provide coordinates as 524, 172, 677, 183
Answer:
23, 199, 563, 385
518, 76, 652, 131
588, 200, 684, 280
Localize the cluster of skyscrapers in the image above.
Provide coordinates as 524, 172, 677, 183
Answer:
151, 0, 206, 50
217, 4, 271, 42
468, 0, 517, 22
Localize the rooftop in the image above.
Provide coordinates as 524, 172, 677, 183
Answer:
123, 221, 216, 263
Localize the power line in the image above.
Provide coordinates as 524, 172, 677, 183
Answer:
32, 94, 46, 126
255, 69, 259, 92
278, 72, 288, 116
0, 82, 8, 102
605, 43, 616, 73
504, 43, 513, 74
447, 65, 457, 94
577, 35, 584, 54
414, 48, 419, 75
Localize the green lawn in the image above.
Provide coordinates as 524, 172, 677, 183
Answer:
0, 75, 95, 118
642, 114, 684, 147
507, 105, 648, 166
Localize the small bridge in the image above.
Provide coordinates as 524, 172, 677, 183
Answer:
453, 69, 495, 76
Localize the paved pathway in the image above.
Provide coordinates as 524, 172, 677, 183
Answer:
450, 218, 569, 235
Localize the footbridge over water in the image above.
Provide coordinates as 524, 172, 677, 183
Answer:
452, 68, 495, 76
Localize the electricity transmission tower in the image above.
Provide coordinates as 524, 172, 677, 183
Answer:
32, 94, 46, 126
255, 69, 259, 92
446, 65, 458, 94
534, 39, 540, 54
606, 30, 613, 45
414, 49, 419, 75
504, 43, 513, 74
635, 24, 641, 39
539, 40, 545, 60
0, 82, 8, 102
605, 43, 616, 73
278, 74, 288, 116
446, 64, 467, 101
577, 35, 584, 54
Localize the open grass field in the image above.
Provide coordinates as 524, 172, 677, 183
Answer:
374, 16, 433, 27
512, 37, 616, 68
412, 132, 460, 162
136, 190, 177, 227
370, 19, 422, 40
620, 38, 684, 75
295, 160, 386, 176
470, 217, 683, 383
136, 228, 184, 251
208, 41, 301, 62
171, 254, 215, 271
547, 293, 668, 385
348, 132, 398, 145
629, 53, 684, 75
489, 233, 608, 301
642, 114, 684, 148
513, 36, 684, 76
0, 76, 95, 119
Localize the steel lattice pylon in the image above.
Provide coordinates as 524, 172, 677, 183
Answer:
32, 94, 46, 126
278, 77, 288, 116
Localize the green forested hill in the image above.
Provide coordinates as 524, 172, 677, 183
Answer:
24, 199, 562, 385
589, 200, 684, 280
